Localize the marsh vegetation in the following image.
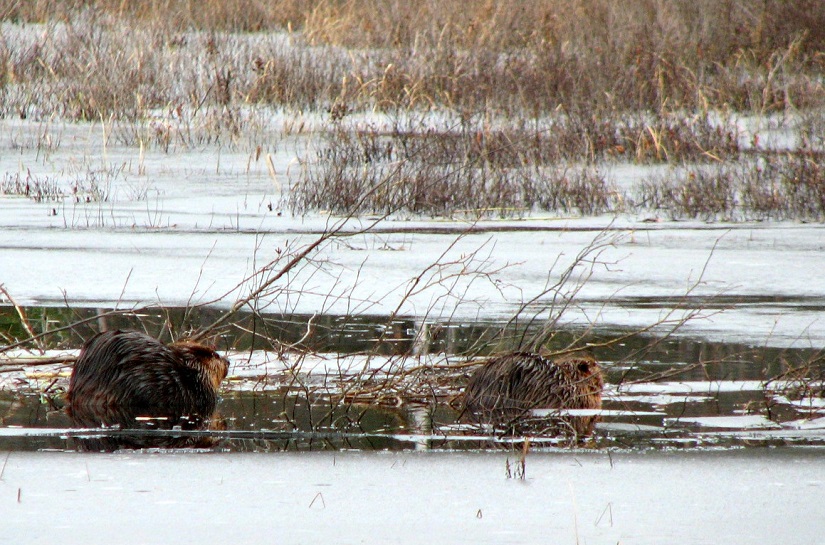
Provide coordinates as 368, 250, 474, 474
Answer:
1, 1, 824, 452
1, 0, 824, 219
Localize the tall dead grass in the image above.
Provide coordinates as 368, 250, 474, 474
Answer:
1, 0, 824, 220
1, 0, 823, 119
288, 120, 622, 218
636, 153, 825, 221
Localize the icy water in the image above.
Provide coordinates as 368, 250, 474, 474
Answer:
2, 306, 823, 453
1, 117, 825, 451
1, 74, 824, 545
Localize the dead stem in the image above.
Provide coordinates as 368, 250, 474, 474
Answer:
0, 285, 39, 351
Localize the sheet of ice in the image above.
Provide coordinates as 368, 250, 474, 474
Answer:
667, 415, 780, 429
1, 449, 823, 545
782, 416, 825, 429
617, 380, 768, 394
609, 394, 715, 405
2, 119, 825, 348
532, 408, 666, 417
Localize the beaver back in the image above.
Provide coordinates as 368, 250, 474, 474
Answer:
464, 351, 603, 413
68, 330, 228, 419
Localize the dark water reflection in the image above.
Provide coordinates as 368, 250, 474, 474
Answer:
1, 381, 823, 452
1, 304, 819, 375
1, 305, 824, 452
0, 391, 438, 452
66, 404, 221, 452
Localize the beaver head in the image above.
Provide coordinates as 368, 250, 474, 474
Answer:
551, 351, 604, 409
170, 339, 230, 395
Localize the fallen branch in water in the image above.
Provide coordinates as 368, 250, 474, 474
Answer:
0, 355, 77, 367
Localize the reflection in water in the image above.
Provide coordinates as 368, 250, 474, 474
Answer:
67, 402, 222, 452
0, 381, 823, 452
216, 392, 410, 451
1, 304, 822, 377
1, 305, 824, 452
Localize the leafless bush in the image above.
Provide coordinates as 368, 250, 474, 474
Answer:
780, 154, 825, 220
532, 167, 619, 215
637, 153, 825, 221
289, 121, 621, 218
738, 158, 788, 219
636, 166, 737, 221
736, 154, 825, 221
767, 353, 825, 408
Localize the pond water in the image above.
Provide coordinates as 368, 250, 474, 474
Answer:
2, 306, 823, 453
2, 25, 825, 543
1, 117, 824, 453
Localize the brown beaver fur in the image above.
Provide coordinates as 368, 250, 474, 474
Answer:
463, 350, 603, 437
68, 330, 229, 422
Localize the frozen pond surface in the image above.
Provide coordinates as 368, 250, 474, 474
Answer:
2, 117, 825, 543
3, 213, 825, 347
2, 449, 824, 545
1, 119, 824, 347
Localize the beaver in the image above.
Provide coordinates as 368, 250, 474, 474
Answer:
68, 330, 229, 423
462, 350, 603, 437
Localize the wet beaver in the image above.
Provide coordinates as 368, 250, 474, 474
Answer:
68, 330, 229, 423
463, 350, 603, 437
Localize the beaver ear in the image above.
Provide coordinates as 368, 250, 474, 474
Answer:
190, 344, 219, 359
174, 340, 218, 358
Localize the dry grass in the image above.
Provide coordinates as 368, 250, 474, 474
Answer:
1, 171, 63, 202
636, 166, 738, 221
637, 153, 825, 221
1, 0, 823, 120
289, 114, 825, 220
288, 120, 622, 218
1, 0, 824, 220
